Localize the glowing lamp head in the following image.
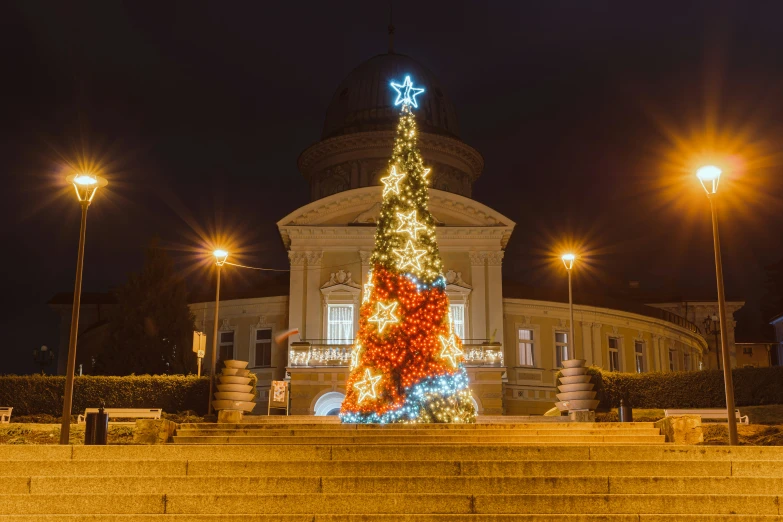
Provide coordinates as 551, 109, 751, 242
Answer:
696, 165, 722, 195
562, 253, 576, 270
213, 249, 228, 266
66, 172, 107, 203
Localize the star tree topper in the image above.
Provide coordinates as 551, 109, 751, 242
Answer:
368, 300, 400, 333
390, 75, 425, 108
354, 368, 382, 403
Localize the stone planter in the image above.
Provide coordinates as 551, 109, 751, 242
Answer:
212, 360, 256, 414
555, 359, 599, 413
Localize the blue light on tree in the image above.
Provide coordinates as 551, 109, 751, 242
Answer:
390, 75, 425, 108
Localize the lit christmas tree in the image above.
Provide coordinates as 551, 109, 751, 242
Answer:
340, 75, 476, 424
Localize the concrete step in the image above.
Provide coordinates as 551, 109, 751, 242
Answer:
177, 422, 657, 430
1, 494, 779, 515
173, 428, 662, 437
3, 514, 783, 522
8, 458, 771, 477
3, 475, 782, 495
168, 434, 666, 445
5, 445, 783, 462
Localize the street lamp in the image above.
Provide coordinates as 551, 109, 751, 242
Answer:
208, 249, 228, 415
33, 345, 54, 375
562, 253, 576, 362
696, 165, 738, 445
60, 172, 108, 445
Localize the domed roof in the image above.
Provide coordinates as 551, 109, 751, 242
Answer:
322, 53, 460, 140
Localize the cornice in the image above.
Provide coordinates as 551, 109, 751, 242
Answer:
297, 131, 484, 180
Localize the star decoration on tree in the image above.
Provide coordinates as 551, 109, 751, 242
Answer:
393, 240, 427, 272
381, 166, 406, 198
422, 167, 431, 182
362, 279, 374, 304
439, 334, 464, 367
354, 368, 382, 403
395, 210, 427, 240
390, 75, 425, 108
368, 300, 400, 333
350, 344, 362, 369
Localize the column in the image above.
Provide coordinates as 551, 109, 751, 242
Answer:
359, 251, 372, 287
469, 252, 487, 340
591, 323, 603, 368
485, 251, 504, 343
304, 251, 323, 341
287, 251, 307, 343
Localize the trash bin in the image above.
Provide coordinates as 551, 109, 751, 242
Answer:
84, 406, 109, 445
618, 399, 633, 423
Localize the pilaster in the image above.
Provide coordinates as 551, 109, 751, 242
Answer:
485, 251, 504, 342
287, 251, 307, 344
591, 323, 603, 368
304, 251, 323, 341
469, 252, 487, 340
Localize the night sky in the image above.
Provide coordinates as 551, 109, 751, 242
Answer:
3, 1, 783, 374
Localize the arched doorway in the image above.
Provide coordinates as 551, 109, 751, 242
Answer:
313, 391, 345, 416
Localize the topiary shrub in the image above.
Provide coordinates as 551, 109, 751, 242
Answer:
0, 375, 210, 416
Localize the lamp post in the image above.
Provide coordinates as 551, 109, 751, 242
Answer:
696, 165, 738, 446
562, 253, 576, 362
208, 249, 228, 415
33, 345, 54, 375
60, 172, 108, 445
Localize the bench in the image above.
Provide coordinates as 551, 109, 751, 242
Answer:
664, 408, 749, 425
77, 408, 162, 425
0, 407, 11, 423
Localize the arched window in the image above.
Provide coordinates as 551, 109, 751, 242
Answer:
313, 391, 345, 416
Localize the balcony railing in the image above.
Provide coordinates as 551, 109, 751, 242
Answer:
289, 339, 504, 368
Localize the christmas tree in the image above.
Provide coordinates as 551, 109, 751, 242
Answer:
340, 76, 476, 424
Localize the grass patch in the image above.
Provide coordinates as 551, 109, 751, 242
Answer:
0, 423, 138, 445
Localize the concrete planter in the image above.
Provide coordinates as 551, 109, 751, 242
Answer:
212, 360, 255, 414
555, 359, 598, 412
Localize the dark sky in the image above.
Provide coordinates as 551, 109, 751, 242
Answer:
3, 1, 783, 374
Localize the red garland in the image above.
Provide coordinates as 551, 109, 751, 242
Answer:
342, 265, 463, 415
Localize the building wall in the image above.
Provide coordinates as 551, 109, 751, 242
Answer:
735, 343, 774, 368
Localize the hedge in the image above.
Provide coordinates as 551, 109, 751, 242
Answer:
0, 375, 211, 416
586, 366, 783, 410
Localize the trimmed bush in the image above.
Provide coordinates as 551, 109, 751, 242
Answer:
0, 375, 210, 416
587, 366, 783, 410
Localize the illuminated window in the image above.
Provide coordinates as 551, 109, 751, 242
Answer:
634, 341, 645, 373
218, 331, 234, 361
327, 304, 354, 344
518, 328, 534, 367
608, 337, 620, 372
555, 331, 569, 367
254, 328, 272, 367
450, 304, 466, 340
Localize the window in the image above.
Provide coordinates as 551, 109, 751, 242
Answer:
608, 337, 620, 372
219, 331, 234, 361
683, 351, 691, 371
327, 304, 354, 344
518, 328, 534, 367
254, 328, 272, 367
634, 341, 645, 373
450, 304, 466, 340
669, 349, 677, 371
743, 347, 753, 355
555, 331, 569, 367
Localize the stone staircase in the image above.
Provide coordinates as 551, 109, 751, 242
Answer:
2, 417, 783, 520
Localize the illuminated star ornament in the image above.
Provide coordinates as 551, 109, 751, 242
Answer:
393, 240, 427, 271
350, 344, 362, 369
396, 210, 427, 239
362, 279, 374, 304
354, 368, 382, 403
369, 300, 400, 333
439, 334, 464, 367
422, 167, 431, 182
390, 75, 425, 108
381, 166, 406, 198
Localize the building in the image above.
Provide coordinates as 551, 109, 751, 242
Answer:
51, 50, 744, 416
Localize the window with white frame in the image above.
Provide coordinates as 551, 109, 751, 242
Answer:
608, 337, 620, 372
327, 304, 354, 344
669, 348, 677, 371
254, 328, 272, 367
450, 304, 466, 340
518, 328, 534, 367
634, 341, 645, 373
555, 331, 569, 367
218, 331, 234, 361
